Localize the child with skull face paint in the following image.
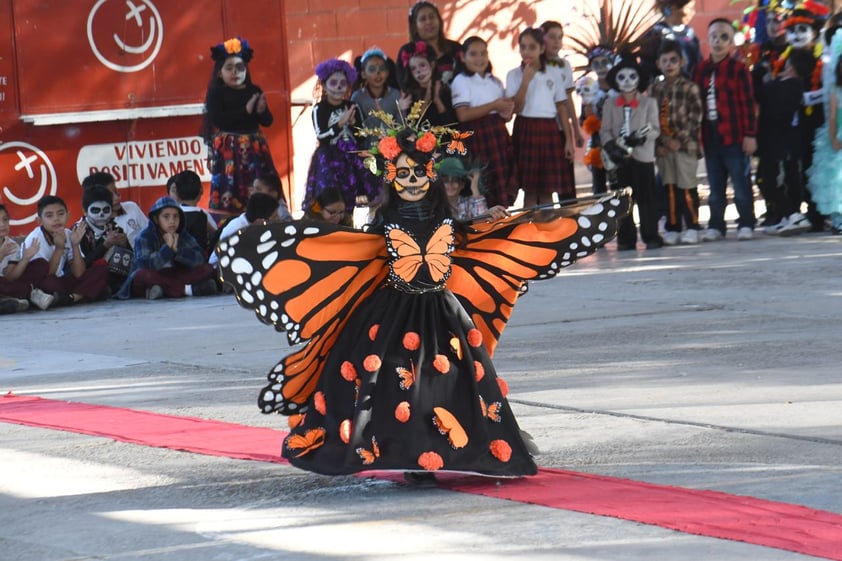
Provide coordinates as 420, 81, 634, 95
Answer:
76, 184, 131, 294
303, 58, 373, 216
202, 37, 277, 226
578, 46, 617, 195
602, 53, 662, 249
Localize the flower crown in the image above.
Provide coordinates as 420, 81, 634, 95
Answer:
210, 37, 253, 63
400, 40, 432, 66
355, 100, 460, 180
315, 58, 358, 85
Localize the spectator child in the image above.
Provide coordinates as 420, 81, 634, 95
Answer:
0, 204, 36, 313
759, 49, 814, 236
212, 193, 283, 285
303, 58, 372, 213
506, 27, 576, 206
451, 36, 517, 207
119, 196, 216, 300
579, 46, 616, 195
652, 39, 704, 244
82, 171, 148, 247
76, 184, 132, 294
168, 170, 218, 256
304, 187, 352, 226
541, 20, 584, 149
15, 196, 109, 307
398, 40, 456, 127
693, 18, 758, 241
352, 48, 408, 130
201, 37, 276, 223
602, 53, 662, 250
438, 157, 508, 221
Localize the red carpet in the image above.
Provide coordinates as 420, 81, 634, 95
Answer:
2, 393, 841, 560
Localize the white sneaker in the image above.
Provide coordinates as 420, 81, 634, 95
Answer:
736, 227, 754, 241
680, 229, 700, 244
702, 228, 724, 242
662, 231, 680, 245
763, 217, 787, 235
30, 288, 56, 311
777, 212, 810, 237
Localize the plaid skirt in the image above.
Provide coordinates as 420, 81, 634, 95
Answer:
209, 131, 277, 221
512, 116, 576, 201
459, 114, 518, 207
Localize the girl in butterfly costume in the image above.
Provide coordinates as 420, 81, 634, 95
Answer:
217, 100, 630, 480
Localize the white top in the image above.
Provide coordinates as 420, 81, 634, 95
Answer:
209, 214, 248, 266
549, 58, 575, 92
22, 226, 76, 277
451, 72, 506, 110
0, 236, 20, 276
114, 200, 148, 248
505, 65, 568, 119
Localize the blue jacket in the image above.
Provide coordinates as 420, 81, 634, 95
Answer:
116, 196, 207, 298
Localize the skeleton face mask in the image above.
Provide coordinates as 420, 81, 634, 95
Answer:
786, 23, 816, 48
392, 153, 432, 202
85, 202, 113, 228
615, 68, 640, 93
325, 71, 349, 100
590, 56, 613, 79
575, 76, 599, 105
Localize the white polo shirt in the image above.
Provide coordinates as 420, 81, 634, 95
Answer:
505, 65, 568, 118
451, 72, 506, 111
22, 226, 75, 277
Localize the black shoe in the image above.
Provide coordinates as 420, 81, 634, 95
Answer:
191, 279, 218, 296
403, 472, 437, 487
616, 242, 636, 251
54, 293, 76, 307
0, 297, 29, 314
646, 238, 664, 250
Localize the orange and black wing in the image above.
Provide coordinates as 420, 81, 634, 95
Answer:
217, 220, 388, 414
447, 190, 630, 356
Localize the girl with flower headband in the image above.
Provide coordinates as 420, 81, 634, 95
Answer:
396, 1, 462, 88
201, 37, 276, 227
218, 96, 631, 483
398, 40, 457, 127
303, 58, 373, 217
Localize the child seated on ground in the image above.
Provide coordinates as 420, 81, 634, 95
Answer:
82, 171, 148, 247
118, 196, 216, 300
0, 204, 41, 313
168, 170, 218, 257
75, 184, 132, 295
211, 192, 284, 267
12, 196, 109, 308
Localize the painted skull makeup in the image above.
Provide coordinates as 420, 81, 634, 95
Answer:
325, 71, 349, 99
392, 154, 432, 201
616, 68, 640, 93
86, 202, 113, 228
575, 76, 599, 105
590, 56, 613, 79
786, 23, 816, 48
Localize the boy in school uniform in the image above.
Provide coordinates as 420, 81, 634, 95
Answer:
693, 18, 758, 241
12, 195, 109, 308
652, 39, 704, 245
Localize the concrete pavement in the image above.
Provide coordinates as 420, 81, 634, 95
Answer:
1, 220, 841, 560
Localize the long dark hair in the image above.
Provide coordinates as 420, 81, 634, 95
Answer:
408, 1, 444, 47
519, 28, 548, 72
199, 56, 254, 143
399, 41, 443, 96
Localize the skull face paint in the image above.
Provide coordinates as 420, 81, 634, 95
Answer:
590, 56, 613, 80
615, 68, 640, 93
575, 76, 599, 105
325, 71, 349, 101
786, 23, 816, 49
393, 153, 432, 202
85, 202, 113, 228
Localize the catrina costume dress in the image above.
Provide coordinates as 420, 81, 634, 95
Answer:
217, 191, 629, 477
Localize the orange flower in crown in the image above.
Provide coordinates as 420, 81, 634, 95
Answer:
378, 136, 402, 160
415, 131, 437, 153
210, 36, 254, 63
224, 38, 242, 54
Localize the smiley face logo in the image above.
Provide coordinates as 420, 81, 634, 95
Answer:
87, 0, 164, 73
0, 141, 58, 226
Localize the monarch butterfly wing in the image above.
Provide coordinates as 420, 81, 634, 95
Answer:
448, 191, 630, 356
424, 220, 455, 283
433, 406, 469, 449
217, 220, 389, 414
